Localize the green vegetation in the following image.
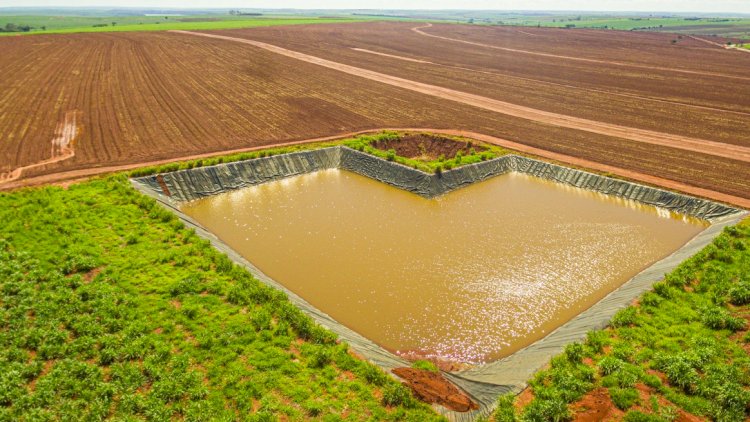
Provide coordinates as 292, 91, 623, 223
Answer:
344, 132, 508, 174
0, 15, 367, 36
411, 360, 439, 372
0, 176, 442, 420
495, 219, 750, 421
128, 131, 508, 178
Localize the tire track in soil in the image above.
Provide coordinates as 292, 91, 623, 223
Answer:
172, 30, 750, 164
2, 128, 748, 210
412, 23, 750, 82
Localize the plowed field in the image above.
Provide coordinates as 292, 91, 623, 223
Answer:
1, 23, 749, 203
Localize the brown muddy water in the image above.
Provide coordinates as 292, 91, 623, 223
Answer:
181, 170, 706, 364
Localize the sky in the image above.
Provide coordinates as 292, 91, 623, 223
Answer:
2, 0, 750, 14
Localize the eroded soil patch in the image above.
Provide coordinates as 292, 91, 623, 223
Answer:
391, 367, 478, 412
371, 133, 486, 161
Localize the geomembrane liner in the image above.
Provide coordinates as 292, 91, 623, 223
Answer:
132, 146, 746, 420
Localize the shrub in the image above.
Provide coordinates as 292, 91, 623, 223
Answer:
359, 364, 387, 386
521, 397, 570, 422
169, 276, 201, 296
386, 149, 396, 161
653, 354, 698, 393
599, 356, 625, 376
308, 348, 331, 369
728, 282, 750, 305
586, 330, 608, 354
411, 360, 438, 372
493, 393, 517, 422
700, 306, 745, 332
610, 387, 639, 410
564, 343, 585, 363
652, 282, 675, 299
611, 307, 637, 328
381, 383, 412, 407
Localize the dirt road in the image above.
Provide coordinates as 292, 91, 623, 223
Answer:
173, 30, 750, 164
412, 24, 750, 81
348, 44, 750, 118
3, 127, 748, 209
687, 35, 750, 54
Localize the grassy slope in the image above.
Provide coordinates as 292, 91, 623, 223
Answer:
128, 131, 509, 178
0, 15, 367, 36
0, 175, 442, 420
495, 219, 750, 421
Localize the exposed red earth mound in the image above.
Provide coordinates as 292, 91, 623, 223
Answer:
392, 367, 478, 412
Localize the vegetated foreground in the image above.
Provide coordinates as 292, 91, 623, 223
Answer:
495, 219, 750, 422
1, 23, 750, 202
0, 175, 443, 421
0, 140, 749, 420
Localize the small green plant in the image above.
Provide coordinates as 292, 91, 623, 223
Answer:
494, 393, 517, 422
564, 342, 585, 363
586, 330, 608, 353
381, 383, 413, 407
386, 149, 396, 161
728, 281, 750, 305
599, 356, 625, 375
700, 306, 745, 331
611, 307, 637, 327
521, 396, 570, 422
610, 387, 639, 410
411, 360, 438, 372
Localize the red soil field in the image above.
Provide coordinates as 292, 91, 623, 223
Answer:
0, 23, 749, 205
226, 22, 750, 147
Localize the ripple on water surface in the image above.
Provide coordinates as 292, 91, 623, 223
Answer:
181, 170, 706, 364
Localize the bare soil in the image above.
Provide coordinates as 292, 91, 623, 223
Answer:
391, 367, 478, 412
2, 24, 750, 203
179, 29, 750, 164
570, 388, 624, 421
3, 128, 749, 210
371, 133, 486, 161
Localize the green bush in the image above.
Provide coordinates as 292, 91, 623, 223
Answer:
381, 383, 413, 407
701, 306, 745, 331
599, 356, 625, 376
611, 307, 637, 327
728, 282, 750, 305
521, 396, 570, 422
610, 387, 639, 410
493, 393, 517, 422
564, 343, 585, 363
586, 330, 608, 354
411, 360, 438, 372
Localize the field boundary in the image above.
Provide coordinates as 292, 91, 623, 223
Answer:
4, 128, 749, 209
132, 146, 745, 420
172, 30, 750, 164
412, 23, 750, 81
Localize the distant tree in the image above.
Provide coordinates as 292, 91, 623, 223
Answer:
111, 22, 116, 26
41, 25, 46, 30
4, 23, 18, 32
468, 18, 474, 24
